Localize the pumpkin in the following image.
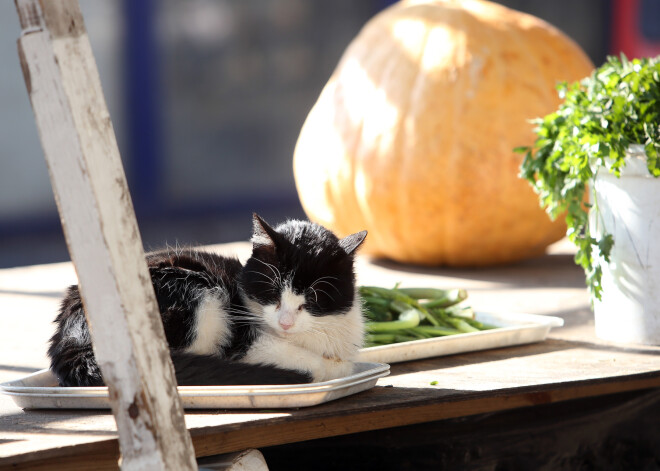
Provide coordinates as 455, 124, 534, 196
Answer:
293, 0, 594, 265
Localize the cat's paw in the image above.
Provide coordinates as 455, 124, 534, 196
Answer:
314, 358, 355, 382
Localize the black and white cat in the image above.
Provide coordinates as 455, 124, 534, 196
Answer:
48, 214, 367, 387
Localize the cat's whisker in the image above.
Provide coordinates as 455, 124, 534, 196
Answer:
225, 312, 253, 319
248, 279, 278, 288
310, 276, 341, 294
230, 320, 265, 327
245, 270, 279, 286
311, 275, 340, 283
252, 258, 283, 288
313, 280, 341, 293
224, 309, 261, 318
313, 288, 336, 302
306, 286, 320, 303
226, 314, 262, 321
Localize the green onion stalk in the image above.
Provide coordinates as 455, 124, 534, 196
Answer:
361, 285, 495, 347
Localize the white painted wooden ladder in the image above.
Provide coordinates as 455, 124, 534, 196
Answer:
13, 0, 268, 469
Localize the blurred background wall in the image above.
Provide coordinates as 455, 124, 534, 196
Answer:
0, 0, 658, 268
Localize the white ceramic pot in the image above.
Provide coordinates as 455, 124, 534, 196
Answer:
590, 145, 660, 345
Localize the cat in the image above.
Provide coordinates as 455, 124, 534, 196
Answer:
47, 214, 367, 387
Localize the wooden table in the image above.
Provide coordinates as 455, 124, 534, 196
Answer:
1, 239, 659, 470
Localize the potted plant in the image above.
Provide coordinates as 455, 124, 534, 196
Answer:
519, 55, 660, 345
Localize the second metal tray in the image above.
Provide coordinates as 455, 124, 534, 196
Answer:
358, 311, 563, 364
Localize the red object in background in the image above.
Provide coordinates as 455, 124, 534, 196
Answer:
612, 0, 660, 58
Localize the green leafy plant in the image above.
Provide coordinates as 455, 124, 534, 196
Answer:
518, 55, 660, 300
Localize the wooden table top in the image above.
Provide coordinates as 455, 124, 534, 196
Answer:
1, 239, 659, 470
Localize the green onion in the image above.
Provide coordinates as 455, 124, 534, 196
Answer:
365, 309, 421, 333
361, 284, 497, 347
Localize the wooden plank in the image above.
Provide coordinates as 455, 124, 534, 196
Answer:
2, 372, 658, 470
0, 442, 119, 471
188, 374, 660, 459
13, 1, 196, 469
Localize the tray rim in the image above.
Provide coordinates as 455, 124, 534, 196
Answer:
0, 362, 390, 410
0, 362, 390, 397
3, 375, 386, 401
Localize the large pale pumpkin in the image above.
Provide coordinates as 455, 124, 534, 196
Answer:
293, 0, 594, 265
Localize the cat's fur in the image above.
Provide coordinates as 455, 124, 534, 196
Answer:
48, 214, 367, 387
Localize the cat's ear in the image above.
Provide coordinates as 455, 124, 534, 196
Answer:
339, 230, 367, 255
251, 213, 279, 248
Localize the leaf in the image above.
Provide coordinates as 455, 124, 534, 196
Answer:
597, 235, 614, 262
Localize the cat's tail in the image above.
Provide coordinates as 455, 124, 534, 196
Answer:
49, 340, 103, 387
48, 286, 104, 387
171, 352, 312, 386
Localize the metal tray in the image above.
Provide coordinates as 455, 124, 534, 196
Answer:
0, 362, 389, 410
358, 311, 563, 364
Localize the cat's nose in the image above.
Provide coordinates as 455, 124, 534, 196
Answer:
278, 311, 295, 330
